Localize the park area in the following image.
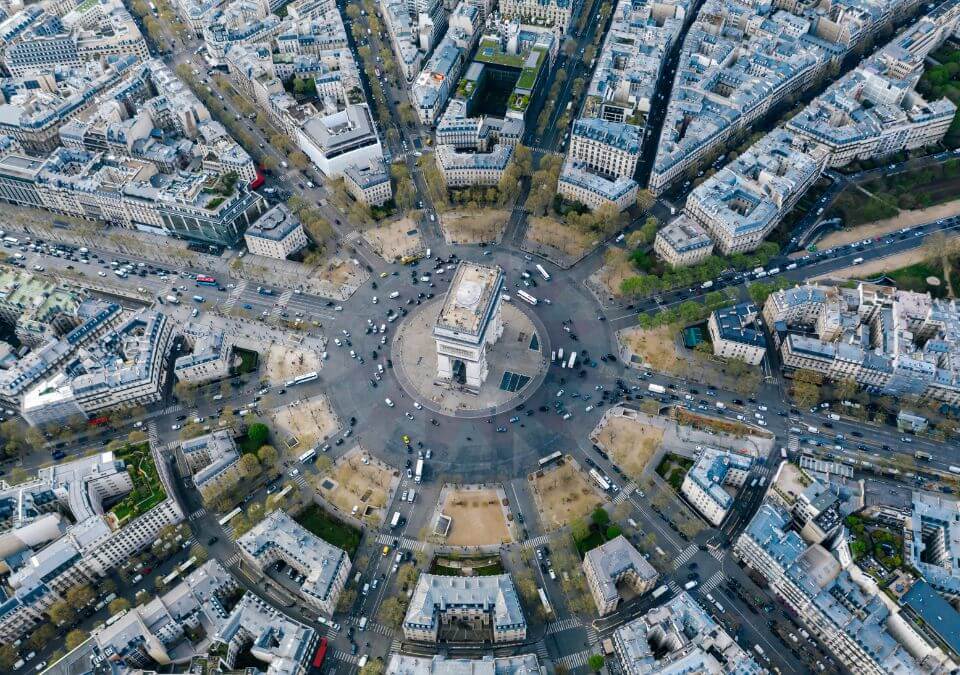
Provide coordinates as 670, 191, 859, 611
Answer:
530, 458, 603, 530
269, 395, 338, 449
523, 216, 595, 265
295, 504, 361, 556
439, 488, 513, 546
109, 443, 166, 527
656, 453, 694, 492
591, 249, 636, 300
618, 324, 682, 375
363, 217, 424, 262
814, 245, 960, 296
592, 415, 663, 480
440, 209, 509, 244
264, 343, 322, 386
318, 448, 393, 525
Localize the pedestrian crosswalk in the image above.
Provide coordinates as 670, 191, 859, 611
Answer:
546, 617, 582, 635
788, 433, 800, 452
557, 648, 592, 670
271, 289, 294, 320
533, 641, 550, 662
668, 581, 681, 595
189, 508, 206, 521
376, 533, 429, 553
523, 533, 552, 549
331, 650, 358, 665
613, 482, 637, 504
291, 473, 307, 488
147, 420, 160, 448
222, 280, 246, 313
673, 543, 699, 569
709, 547, 725, 562
700, 570, 724, 594
389, 639, 402, 654
362, 620, 396, 638
586, 625, 599, 646
223, 551, 241, 567
222, 524, 235, 539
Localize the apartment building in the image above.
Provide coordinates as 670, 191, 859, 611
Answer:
613, 592, 763, 674
788, 7, 960, 168
435, 99, 523, 151
381, 0, 425, 81
707, 303, 767, 365
435, 142, 513, 187
180, 431, 242, 504
91, 559, 240, 670
387, 654, 542, 674
583, 535, 658, 616
403, 574, 526, 643
683, 130, 825, 255
213, 593, 318, 675
0, 267, 83, 347
557, 160, 637, 212
765, 282, 960, 405
734, 502, 954, 674
237, 510, 351, 616
297, 104, 384, 178
2, 0, 148, 77
343, 158, 393, 207
21, 309, 175, 425
174, 322, 234, 385
499, 0, 570, 34
568, 118, 640, 180
0, 448, 184, 643
244, 202, 308, 259
906, 492, 960, 598
412, 37, 467, 126
653, 216, 713, 268
680, 447, 753, 526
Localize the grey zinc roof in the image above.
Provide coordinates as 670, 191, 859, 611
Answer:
404, 574, 525, 634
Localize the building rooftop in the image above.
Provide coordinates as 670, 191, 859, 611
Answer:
584, 535, 658, 606
386, 653, 542, 674
712, 303, 766, 348
559, 161, 638, 201
434, 262, 503, 340
686, 447, 753, 511
908, 492, 960, 597
245, 202, 303, 242
656, 216, 713, 254
404, 573, 525, 635
237, 510, 350, 608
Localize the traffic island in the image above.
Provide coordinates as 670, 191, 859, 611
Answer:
316, 446, 398, 526
431, 484, 515, 547
529, 456, 605, 531
392, 298, 548, 417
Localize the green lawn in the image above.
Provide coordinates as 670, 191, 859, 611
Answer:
110, 443, 167, 525
883, 261, 956, 298
232, 348, 259, 375
295, 504, 361, 556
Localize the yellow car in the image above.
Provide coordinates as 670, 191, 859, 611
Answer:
382, 545, 390, 555
380, 272, 388, 278
402, 434, 410, 445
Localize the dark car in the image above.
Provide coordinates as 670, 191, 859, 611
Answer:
208, 537, 219, 545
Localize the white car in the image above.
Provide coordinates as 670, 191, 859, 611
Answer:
172, 424, 181, 430
413, 402, 423, 409
405, 412, 414, 420
98, 271, 107, 276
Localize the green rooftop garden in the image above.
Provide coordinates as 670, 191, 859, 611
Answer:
456, 79, 476, 99
509, 94, 530, 112
109, 443, 167, 527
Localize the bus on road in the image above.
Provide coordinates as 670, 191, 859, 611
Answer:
311, 638, 328, 671
517, 290, 538, 306
914, 450, 932, 461
536, 264, 550, 281
218, 507, 242, 527
299, 448, 317, 463
589, 468, 609, 491
196, 275, 217, 286
538, 451, 563, 468
537, 587, 553, 617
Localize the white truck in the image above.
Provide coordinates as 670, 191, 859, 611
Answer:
407, 489, 415, 503
390, 511, 400, 528
648, 383, 666, 395
701, 280, 714, 289
415, 458, 423, 483
165, 294, 180, 304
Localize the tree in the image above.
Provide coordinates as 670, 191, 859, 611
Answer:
360, 658, 385, 675
174, 381, 198, 406
27, 623, 57, 652
0, 644, 17, 671
635, 189, 655, 212
98, 579, 117, 597
66, 583, 95, 608
25, 426, 45, 450
591, 507, 610, 527
336, 587, 358, 613
588, 654, 605, 672
239, 453, 261, 479
128, 430, 148, 445
66, 629, 89, 651
377, 595, 408, 628
108, 598, 131, 616
257, 444, 279, 466
47, 600, 76, 627
571, 518, 590, 542
247, 422, 270, 448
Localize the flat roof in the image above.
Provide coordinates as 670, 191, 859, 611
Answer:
435, 262, 502, 339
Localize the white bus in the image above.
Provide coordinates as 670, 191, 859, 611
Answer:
218, 507, 242, 527
163, 570, 180, 585
293, 371, 318, 385
536, 264, 551, 281
299, 448, 317, 463
567, 352, 577, 369
537, 587, 554, 616
179, 557, 198, 574
589, 468, 610, 491
538, 451, 563, 468
651, 585, 669, 599
950, 466, 960, 475
517, 290, 538, 306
